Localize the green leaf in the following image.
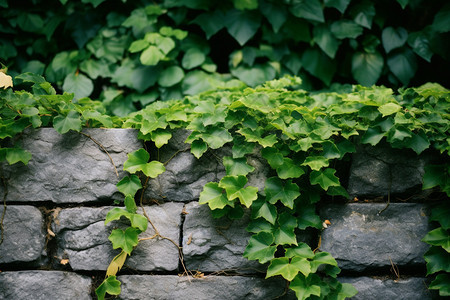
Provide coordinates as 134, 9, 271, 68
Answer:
4, 148, 32, 165
387, 48, 417, 86
274, 212, 298, 246
182, 48, 206, 69
231, 64, 276, 87
277, 158, 305, 179
233, 0, 258, 10
430, 203, 450, 230
116, 175, 142, 197
140, 45, 165, 66
219, 175, 258, 207
302, 156, 329, 171
260, 1, 287, 32
396, 0, 409, 9
285, 243, 315, 259
82, 110, 113, 128
422, 227, 450, 252
201, 127, 233, 149
123, 149, 165, 178
424, 246, 450, 275
289, 274, 321, 300
266, 257, 311, 281
199, 182, 232, 210
225, 9, 261, 46
378, 103, 402, 117
192, 11, 226, 39
191, 139, 208, 159
151, 130, 172, 148
243, 231, 277, 264
382, 27, 408, 53
53, 111, 82, 134
330, 20, 363, 39
296, 204, 322, 229
351, 51, 384, 86
291, 0, 324, 23
431, 4, 450, 33
429, 274, 450, 296
265, 177, 300, 209
232, 140, 254, 159
261, 147, 284, 168
252, 198, 277, 225
422, 165, 447, 190
124, 195, 138, 214
108, 227, 139, 255
309, 168, 340, 191
408, 31, 433, 62
237, 128, 277, 148
223, 156, 255, 176
310, 251, 338, 272
350, 1, 375, 29
361, 127, 385, 145
302, 48, 336, 85
313, 24, 340, 59
158, 66, 185, 87
324, 0, 351, 13
104, 207, 148, 232
95, 276, 121, 300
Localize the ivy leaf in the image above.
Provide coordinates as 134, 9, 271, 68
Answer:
232, 139, 254, 158
310, 251, 338, 272
378, 103, 402, 117
259, 0, 287, 32
243, 231, 277, 264
124, 195, 138, 214
191, 139, 208, 159
351, 51, 384, 86
430, 203, 450, 230
95, 276, 121, 300
4, 148, 32, 165
302, 48, 336, 85
277, 158, 305, 179
266, 257, 311, 281
431, 4, 450, 33
247, 218, 274, 234
350, 1, 375, 29
285, 243, 315, 259
291, 0, 324, 23
151, 130, 172, 148
302, 156, 329, 171
116, 175, 142, 197
424, 246, 450, 275
225, 9, 261, 46
219, 175, 258, 207
82, 110, 113, 128
265, 177, 300, 209
104, 207, 148, 232
158, 66, 185, 87
361, 127, 385, 146
406, 132, 430, 155
387, 48, 417, 86
422, 165, 447, 190
223, 156, 255, 176
199, 182, 232, 210
313, 24, 340, 59
182, 48, 206, 70
192, 10, 226, 39
106, 250, 128, 277
237, 128, 277, 148
53, 111, 82, 134
62, 72, 94, 100
123, 149, 165, 178
330, 20, 363, 39
274, 212, 298, 246
201, 127, 233, 149
108, 227, 139, 255
140, 45, 164, 66
429, 274, 450, 296
422, 227, 450, 252
252, 198, 277, 225
309, 168, 340, 191
324, 0, 351, 14
289, 274, 321, 300
382, 27, 408, 53
296, 204, 322, 229
261, 147, 284, 168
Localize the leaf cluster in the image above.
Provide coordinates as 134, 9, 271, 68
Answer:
1, 0, 449, 116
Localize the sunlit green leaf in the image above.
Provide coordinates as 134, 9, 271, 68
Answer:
158, 66, 185, 87
116, 175, 142, 197
243, 231, 277, 264
223, 156, 255, 176
199, 182, 232, 210
108, 227, 139, 254
289, 274, 321, 300
273, 212, 298, 245
53, 111, 82, 134
266, 257, 311, 281
252, 198, 277, 225
95, 276, 121, 300
309, 168, 340, 191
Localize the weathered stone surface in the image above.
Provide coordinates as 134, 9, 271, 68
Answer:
1, 128, 142, 203
53, 202, 183, 271
320, 203, 433, 272
339, 277, 433, 299
0, 205, 45, 265
0, 271, 92, 300
347, 143, 431, 198
118, 275, 295, 300
182, 201, 263, 273
146, 129, 269, 202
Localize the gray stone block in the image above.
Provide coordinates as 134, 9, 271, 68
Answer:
118, 275, 295, 300
1, 128, 142, 203
0, 205, 45, 265
53, 202, 183, 271
0, 271, 92, 300
320, 203, 433, 272
347, 143, 430, 198
182, 201, 263, 273
339, 277, 433, 299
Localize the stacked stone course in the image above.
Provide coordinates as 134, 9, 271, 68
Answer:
0, 128, 439, 299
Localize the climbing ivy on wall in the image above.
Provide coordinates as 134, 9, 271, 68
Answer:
1, 72, 449, 299
1, 0, 449, 115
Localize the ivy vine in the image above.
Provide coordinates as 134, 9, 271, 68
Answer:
1, 73, 449, 299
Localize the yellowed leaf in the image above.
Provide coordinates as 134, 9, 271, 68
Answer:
106, 250, 128, 277
60, 259, 69, 265
0, 72, 13, 89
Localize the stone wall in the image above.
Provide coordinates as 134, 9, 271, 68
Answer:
0, 128, 441, 299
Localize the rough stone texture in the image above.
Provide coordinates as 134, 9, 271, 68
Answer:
182, 201, 264, 274
339, 277, 433, 299
1, 128, 142, 203
145, 129, 269, 202
0, 271, 92, 300
118, 275, 295, 300
320, 203, 433, 272
53, 202, 183, 271
347, 143, 431, 197
0, 205, 45, 265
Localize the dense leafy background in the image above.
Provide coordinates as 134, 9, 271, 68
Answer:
1, 0, 449, 116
